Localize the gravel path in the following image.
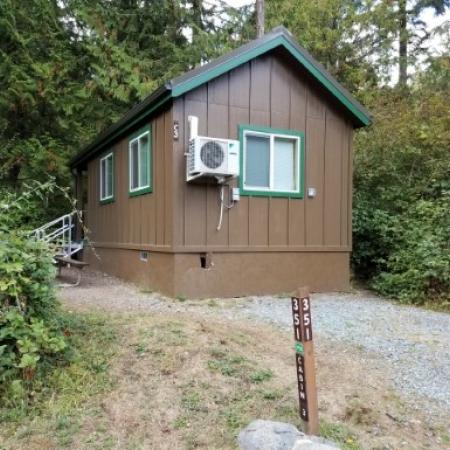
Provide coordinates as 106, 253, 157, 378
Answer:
233, 293, 450, 415
60, 269, 450, 416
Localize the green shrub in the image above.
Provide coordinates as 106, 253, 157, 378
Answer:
0, 182, 68, 406
371, 196, 450, 304
353, 83, 450, 305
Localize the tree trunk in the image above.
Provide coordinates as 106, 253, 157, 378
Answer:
398, 0, 408, 86
192, 0, 203, 35
256, 0, 265, 38
6, 163, 21, 191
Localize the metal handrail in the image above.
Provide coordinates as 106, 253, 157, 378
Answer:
32, 212, 82, 258
34, 213, 73, 234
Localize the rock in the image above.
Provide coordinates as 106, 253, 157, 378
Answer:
238, 420, 303, 450
238, 420, 340, 450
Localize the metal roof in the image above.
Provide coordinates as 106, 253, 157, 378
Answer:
71, 26, 371, 168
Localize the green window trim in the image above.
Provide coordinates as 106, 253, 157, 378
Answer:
128, 124, 152, 197
99, 151, 115, 204
239, 124, 305, 199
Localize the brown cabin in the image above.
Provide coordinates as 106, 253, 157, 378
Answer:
71, 27, 371, 298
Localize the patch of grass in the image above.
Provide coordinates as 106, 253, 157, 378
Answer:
176, 294, 187, 302
0, 312, 120, 447
274, 292, 290, 299
173, 415, 189, 429
207, 353, 249, 377
139, 287, 154, 294
227, 331, 251, 345
249, 369, 273, 384
181, 390, 204, 412
260, 389, 284, 400
133, 342, 148, 356
441, 433, 450, 445
320, 420, 362, 450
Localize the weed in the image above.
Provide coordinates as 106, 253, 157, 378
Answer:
260, 389, 283, 400
249, 369, 273, 384
134, 343, 148, 355
209, 347, 227, 358
176, 294, 187, 302
139, 287, 154, 294
344, 399, 377, 426
173, 416, 189, 429
207, 354, 248, 377
320, 420, 362, 450
275, 292, 290, 299
181, 391, 203, 412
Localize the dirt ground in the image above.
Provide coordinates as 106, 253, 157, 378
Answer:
52, 269, 450, 449
3, 269, 448, 450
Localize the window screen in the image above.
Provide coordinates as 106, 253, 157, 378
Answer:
273, 137, 296, 191
241, 126, 303, 197
129, 129, 150, 193
100, 152, 114, 201
245, 135, 270, 188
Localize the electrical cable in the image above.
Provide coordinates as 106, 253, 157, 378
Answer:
216, 182, 235, 231
217, 184, 225, 231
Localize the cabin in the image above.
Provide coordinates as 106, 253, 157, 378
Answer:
70, 27, 371, 298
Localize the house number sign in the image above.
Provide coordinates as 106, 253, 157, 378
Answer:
291, 287, 319, 435
173, 120, 180, 140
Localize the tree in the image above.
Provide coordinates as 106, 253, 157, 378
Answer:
0, 0, 249, 219
265, 0, 382, 92
395, 0, 450, 86
256, 0, 265, 37
0, 0, 89, 188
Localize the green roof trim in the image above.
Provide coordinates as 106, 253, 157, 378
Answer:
71, 27, 371, 168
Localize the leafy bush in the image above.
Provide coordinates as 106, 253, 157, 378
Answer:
353, 80, 450, 305
0, 182, 68, 406
371, 196, 450, 304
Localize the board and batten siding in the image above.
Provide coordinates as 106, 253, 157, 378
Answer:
86, 108, 174, 250
172, 52, 353, 252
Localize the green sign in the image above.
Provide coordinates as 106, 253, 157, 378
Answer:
295, 342, 304, 355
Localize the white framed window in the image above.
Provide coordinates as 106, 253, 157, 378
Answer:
100, 151, 114, 202
239, 125, 304, 198
129, 126, 151, 196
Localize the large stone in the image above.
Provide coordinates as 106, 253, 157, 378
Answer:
238, 420, 339, 450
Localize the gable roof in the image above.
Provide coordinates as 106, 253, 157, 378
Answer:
71, 26, 371, 168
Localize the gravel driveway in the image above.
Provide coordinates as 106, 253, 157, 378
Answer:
60, 269, 450, 419
233, 294, 450, 416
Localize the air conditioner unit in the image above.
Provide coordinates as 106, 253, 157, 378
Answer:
186, 136, 240, 182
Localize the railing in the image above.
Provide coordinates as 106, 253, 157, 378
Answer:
33, 212, 82, 258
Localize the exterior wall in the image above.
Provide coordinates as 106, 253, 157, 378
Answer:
84, 247, 174, 295
172, 50, 353, 253
83, 49, 354, 297
85, 106, 174, 251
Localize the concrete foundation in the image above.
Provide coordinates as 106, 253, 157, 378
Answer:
85, 248, 350, 298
